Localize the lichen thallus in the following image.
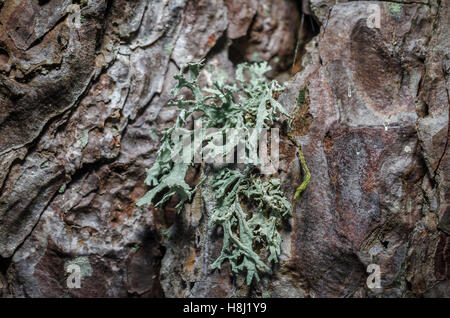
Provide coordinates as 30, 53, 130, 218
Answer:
137, 60, 310, 285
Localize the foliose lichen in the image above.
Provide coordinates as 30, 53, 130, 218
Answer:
137, 60, 310, 284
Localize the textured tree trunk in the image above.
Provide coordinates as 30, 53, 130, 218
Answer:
0, 0, 448, 297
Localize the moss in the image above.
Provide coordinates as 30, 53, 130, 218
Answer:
288, 87, 311, 200
388, 3, 404, 16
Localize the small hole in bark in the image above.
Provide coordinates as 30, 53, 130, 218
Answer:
0, 48, 9, 64
38, 0, 51, 5
0, 257, 11, 276
381, 240, 389, 248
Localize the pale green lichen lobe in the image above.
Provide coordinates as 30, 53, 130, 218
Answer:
137, 60, 309, 284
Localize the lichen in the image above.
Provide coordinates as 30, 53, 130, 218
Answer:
64, 256, 92, 279
137, 60, 310, 285
163, 43, 174, 57
80, 129, 89, 148
58, 184, 66, 194
297, 87, 306, 106
210, 168, 292, 285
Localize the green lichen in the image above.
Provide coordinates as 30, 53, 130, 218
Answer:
41, 161, 50, 168
297, 87, 306, 106
148, 128, 160, 141
137, 60, 310, 284
262, 291, 271, 298
58, 184, 66, 194
388, 3, 404, 16
210, 168, 292, 285
289, 87, 311, 200
163, 43, 174, 57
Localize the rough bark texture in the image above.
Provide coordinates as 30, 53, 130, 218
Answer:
0, 0, 448, 297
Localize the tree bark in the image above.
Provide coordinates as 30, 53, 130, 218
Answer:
0, 0, 448, 297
